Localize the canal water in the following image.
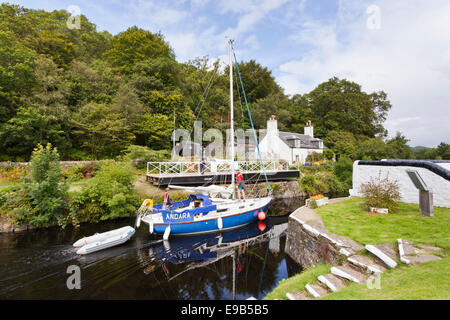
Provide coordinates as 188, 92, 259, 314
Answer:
0, 198, 304, 300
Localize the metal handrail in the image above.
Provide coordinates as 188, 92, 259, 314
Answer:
146, 160, 294, 176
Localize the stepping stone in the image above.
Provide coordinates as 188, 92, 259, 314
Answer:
286, 292, 311, 300
317, 273, 346, 292
305, 283, 329, 298
365, 244, 398, 268
402, 254, 442, 266
331, 265, 368, 284
348, 255, 387, 274
416, 243, 442, 254
397, 239, 442, 265
397, 239, 419, 256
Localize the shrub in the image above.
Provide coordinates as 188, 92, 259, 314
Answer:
298, 170, 348, 197
323, 149, 335, 161
24, 143, 69, 227
359, 175, 401, 212
0, 165, 28, 183
0, 144, 70, 227
62, 164, 85, 182
0, 185, 34, 225
333, 156, 353, 193
71, 161, 140, 222
306, 152, 323, 163
123, 145, 171, 169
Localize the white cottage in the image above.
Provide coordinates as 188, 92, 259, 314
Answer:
257, 117, 325, 165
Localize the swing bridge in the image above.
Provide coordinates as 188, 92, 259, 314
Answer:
145, 159, 301, 186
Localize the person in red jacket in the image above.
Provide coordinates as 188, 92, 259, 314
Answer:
236, 171, 245, 200
163, 187, 171, 209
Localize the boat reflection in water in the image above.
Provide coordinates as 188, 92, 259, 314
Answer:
138, 217, 290, 300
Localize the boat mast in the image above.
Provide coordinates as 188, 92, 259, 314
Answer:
229, 39, 235, 198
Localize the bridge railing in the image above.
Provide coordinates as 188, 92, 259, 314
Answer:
147, 160, 296, 176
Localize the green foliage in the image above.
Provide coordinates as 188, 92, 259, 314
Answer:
0, 184, 34, 225
413, 142, 450, 160
298, 169, 347, 197
0, 30, 36, 122
71, 103, 135, 159
61, 162, 98, 182
0, 3, 414, 164
324, 130, 357, 159
306, 152, 323, 163
103, 26, 174, 74
0, 107, 65, 160
71, 161, 139, 222
25, 143, 69, 226
333, 156, 353, 189
306, 77, 391, 138
359, 175, 401, 212
323, 149, 334, 160
123, 145, 171, 169
0, 143, 69, 227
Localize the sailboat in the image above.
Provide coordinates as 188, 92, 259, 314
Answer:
137, 40, 272, 239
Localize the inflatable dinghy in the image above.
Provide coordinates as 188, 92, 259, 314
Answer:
74, 226, 135, 255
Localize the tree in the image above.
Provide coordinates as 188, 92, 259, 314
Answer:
250, 93, 291, 130
435, 142, 450, 160
132, 57, 181, 94
306, 77, 391, 138
334, 156, 353, 188
324, 130, 357, 159
134, 113, 173, 150
0, 107, 65, 161
227, 59, 282, 104
0, 31, 36, 122
386, 132, 413, 159
356, 137, 391, 160
103, 26, 174, 74
71, 103, 135, 159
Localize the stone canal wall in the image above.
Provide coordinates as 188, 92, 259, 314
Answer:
350, 160, 450, 208
284, 202, 363, 267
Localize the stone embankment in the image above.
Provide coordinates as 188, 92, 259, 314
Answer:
0, 217, 38, 233
283, 198, 443, 300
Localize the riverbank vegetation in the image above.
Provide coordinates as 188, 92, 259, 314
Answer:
297, 157, 353, 197
0, 144, 188, 229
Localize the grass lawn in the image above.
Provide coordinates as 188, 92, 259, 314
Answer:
264, 197, 449, 300
321, 257, 450, 300
316, 197, 450, 255
263, 264, 330, 300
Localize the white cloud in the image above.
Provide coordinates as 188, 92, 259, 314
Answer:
276, 0, 450, 146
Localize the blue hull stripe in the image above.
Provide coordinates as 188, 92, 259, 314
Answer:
145, 204, 270, 235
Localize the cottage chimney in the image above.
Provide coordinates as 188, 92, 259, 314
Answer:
267, 115, 278, 135
304, 120, 314, 137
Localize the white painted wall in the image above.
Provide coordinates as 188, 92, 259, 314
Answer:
258, 133, 290, 161
350, 161, 450, 208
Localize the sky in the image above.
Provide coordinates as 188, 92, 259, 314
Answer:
9, 0, 450, 147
